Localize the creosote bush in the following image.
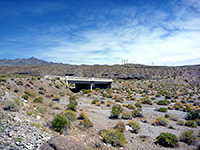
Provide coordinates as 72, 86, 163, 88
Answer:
78, 112, 88, 120
65, 110, 76, 122
157, 100, 170, 105
51, 114, 71, 134
110, 104, 123, 119
156, 132, 178, 148
80, 118, 93, 128
157, 107, 168, 112
131, 110, 143, 118
184, 120, 197, 128
115, 121, 125, 132
100, 129, 126, 147
152, 116, 169, 126
134, 102, 142, 108
33, 96, 43, 103
179, 130, 196, 145
176, 120, 185, 126
127, 120, 140, 134
121, 112, 132, 120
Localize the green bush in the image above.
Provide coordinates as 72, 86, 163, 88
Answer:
110, 104, 123, 119
127, 120, 140, 134
100, 129, 126, 147
179, 130, 196, 145
80, 118, 93, 128
91, 99, 99, 104
121, 112, 132, 120
176, 120, 185, 126
185, 110, 200, 120
78, 112, 88, 120
14, 88, 19, 93
141, 99, 152, 105
24, 90, 36, 97
33, 96, 43, 103
65, 110, 76, 122
152, 116, 169, 126
157, 100, 170, 105
55, 84, 61, 89
131, 110, 143, 118
16, 80, 23, 85
51, 114, 71, 134
67, 99, 78, 111
157, 107, 168, 112
115, 121, 125, 132
59, 92, 65, 97
22, 94, 29, 100
134, 102, 142, 108
184, 120, 197, 128
156, 132, 178, 147
69, 95, 76, 100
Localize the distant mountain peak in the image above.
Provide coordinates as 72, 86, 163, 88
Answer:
0, 57, 52, 66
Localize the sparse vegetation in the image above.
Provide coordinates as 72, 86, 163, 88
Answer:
156, 132, 178, 148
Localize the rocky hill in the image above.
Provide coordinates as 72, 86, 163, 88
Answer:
0, 57, 52, 66
0, 57, 199, 85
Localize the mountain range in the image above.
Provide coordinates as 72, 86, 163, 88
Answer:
0, 57, 52, 66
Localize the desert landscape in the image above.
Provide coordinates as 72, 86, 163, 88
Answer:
0, 58, 200, 150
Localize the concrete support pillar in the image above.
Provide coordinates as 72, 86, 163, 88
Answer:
90, 83, 93, 90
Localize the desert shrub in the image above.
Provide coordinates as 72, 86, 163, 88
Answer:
3, 101, 19, 112
121, 112, 132, 120
80, 118, 93, 128
173, 102, 183, 110
158, 107, 168, 112
169, 115, 179, 121
152, 116, 169, 126
127, 120, 140, 134
115, 121, 125, 132
59, 92, 65, 97
127, 104, 136, 110
156, 94, 161, 97
195, 119, 200, 126
14, 88, 19, 93
185, 110, 200, 120
24, 90, 36, 97
55, 84, 61, 89
157, 100, 170, 105
65, 110, 76, 122
91, 99, 99, 104
165, 94, 172, 99
101, 129, 126, 147
183, 104, 192, 112
106, 100, 111, 107
141, 99, 152, 105
134, 102, 142, 108
180, 130, 196, 145
176, 120, 185, 126
156, 132, 178, 147
131, 110, 143, 118
69, 95, 76, 100
22, 94, 29, 100
33, 96, 43, 103
78, 112, 88, 120
165, 114, 170, 118
26, 111, 33, 116
16, 80, 23, 85
184, 120, 197, 128
67, 103, 77, 111
51, 114, 71, 134
116, 97, 124, 102
110, 104, 123, 119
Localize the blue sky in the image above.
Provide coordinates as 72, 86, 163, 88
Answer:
0, 0, 200, 66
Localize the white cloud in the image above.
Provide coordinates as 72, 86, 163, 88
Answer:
40, 1, 200, 66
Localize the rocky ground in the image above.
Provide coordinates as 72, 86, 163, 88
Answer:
0, 75, 200, 150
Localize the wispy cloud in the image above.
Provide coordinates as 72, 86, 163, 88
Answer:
1, 0, 200, 65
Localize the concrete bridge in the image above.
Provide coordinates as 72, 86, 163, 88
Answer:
44, 75, 113, 90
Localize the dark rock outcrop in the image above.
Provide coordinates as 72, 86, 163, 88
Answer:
39, 135, 86, 150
